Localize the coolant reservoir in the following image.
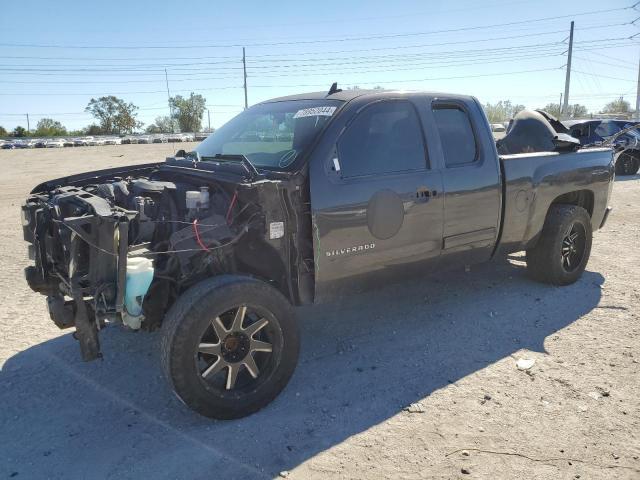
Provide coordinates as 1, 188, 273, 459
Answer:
123, 257, 154, 328
185, 191, 200, 210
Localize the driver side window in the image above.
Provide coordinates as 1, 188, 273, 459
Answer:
337, 100, 428, 178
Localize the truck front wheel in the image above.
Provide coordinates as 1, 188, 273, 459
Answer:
160, 276, 299, 419
526, 205, 592, 285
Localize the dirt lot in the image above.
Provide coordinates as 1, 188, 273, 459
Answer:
0, 144, 638, 480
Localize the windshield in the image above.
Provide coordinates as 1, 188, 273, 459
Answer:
195, 99, 343, 170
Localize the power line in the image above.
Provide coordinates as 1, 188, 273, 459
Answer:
0, 21, 626, 65
0, 6, 632, 50
0, 40, 565, 70
0, 49, 566, 85
573, 69, 637, 82
573, 55, 636, 70
0, 34, 633, 76
0, 30, 571, 64
0, 66, 563, 96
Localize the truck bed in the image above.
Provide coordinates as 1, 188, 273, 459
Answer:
497, 147, 614, 256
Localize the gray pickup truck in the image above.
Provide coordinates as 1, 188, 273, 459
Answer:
22, 86, 614, 419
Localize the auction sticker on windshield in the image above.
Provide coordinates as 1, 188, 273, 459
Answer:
293, 106, 337, 118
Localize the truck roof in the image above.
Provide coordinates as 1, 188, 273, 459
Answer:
259, 88, 475, 104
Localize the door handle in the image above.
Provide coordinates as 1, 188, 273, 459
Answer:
416, 187, 437, 199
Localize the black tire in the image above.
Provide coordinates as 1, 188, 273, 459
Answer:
615, 152, 640, 176
526, 205, 592, 286
160, 275, 299, 419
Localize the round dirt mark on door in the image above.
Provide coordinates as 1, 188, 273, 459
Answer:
367, 189, 405, 240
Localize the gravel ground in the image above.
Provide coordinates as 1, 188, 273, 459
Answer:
0, 144, 638, 480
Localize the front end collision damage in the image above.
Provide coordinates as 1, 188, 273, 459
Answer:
22, 160, 313, 361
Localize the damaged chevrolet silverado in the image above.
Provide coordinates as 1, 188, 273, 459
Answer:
22, 86, 615, 419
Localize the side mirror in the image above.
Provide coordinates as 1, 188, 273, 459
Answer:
176, 149, 186, 158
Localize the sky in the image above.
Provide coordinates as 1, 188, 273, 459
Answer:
0, 0, 638, 133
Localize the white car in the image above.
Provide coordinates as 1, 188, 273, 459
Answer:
104, 137, 122, 145
46, 139, 65, 148
74, 137, 93, 147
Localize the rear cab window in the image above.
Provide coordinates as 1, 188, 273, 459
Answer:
432, 104, 478, 167
337, 100, 428, 178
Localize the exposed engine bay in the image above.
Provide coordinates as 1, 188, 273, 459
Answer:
22, 157, 313, 360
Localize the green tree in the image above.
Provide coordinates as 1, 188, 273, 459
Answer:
541, 103, 587, 119
542, 103, 561, 118
34, 118, 67, 137
169, 93, 206, 132
84, 124, 103, 135
0, 126, 7, 137
85, 96, 142, 134
146, 115, 179, 134
602, 97, 631, 114
11, 126, 27, 137
483, 100, 525, 123
568, 104, 588, 118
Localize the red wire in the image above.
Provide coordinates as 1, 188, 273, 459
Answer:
192, 219, 210, 252
226, 191, 238, 225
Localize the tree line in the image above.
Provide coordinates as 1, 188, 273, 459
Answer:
1, 95, 636, 138
1, 92, 208, 138
482, 97, 634, 124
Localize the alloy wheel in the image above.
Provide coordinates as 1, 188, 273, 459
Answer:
196, 306, 274, 390
561, 222, 586, 273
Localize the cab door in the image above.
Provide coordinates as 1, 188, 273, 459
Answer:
310, 97, 444, 297
430, 99, 502, 267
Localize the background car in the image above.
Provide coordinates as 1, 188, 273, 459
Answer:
563, 118, 640, 175
45, 139, 65, 148
74, 136, 93, 146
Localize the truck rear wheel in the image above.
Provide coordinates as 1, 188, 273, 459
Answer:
160, 276, 299, 419
526, 205, 592, 285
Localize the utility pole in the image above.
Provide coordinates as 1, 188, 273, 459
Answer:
26, 113, 30, 134
207, 109, 211, 131
561, 21, 574, 119
164, 68, 173, 133
242, 47, 248, 110
636, 52, 640, 121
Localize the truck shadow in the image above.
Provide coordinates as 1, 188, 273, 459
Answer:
0, 260, 604, 479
